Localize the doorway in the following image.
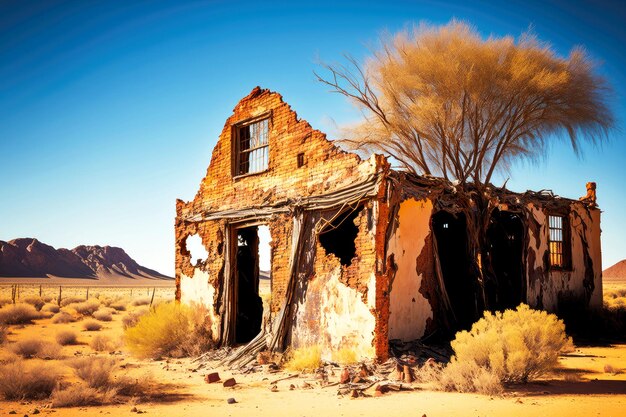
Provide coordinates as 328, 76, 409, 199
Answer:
233, 225, 271, 344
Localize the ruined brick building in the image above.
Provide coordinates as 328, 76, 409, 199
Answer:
175, 87, 603, 363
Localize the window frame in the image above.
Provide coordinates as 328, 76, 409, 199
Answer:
232, 112, 271, 178
547, 213, 572, 270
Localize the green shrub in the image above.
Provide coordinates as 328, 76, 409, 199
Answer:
0, 360, 60, 399
0, 303, 41, 324
439, 304, 572, 394
124, 302, 213, 358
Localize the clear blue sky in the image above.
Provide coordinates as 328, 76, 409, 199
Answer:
1, 0, 624, 276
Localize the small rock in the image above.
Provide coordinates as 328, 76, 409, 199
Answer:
226, 398, 236, 404
8, 411, 16, 415
204, 372, 220, 383
340, 367, 350, 384
32, 410, 40, 415
223, 378, 237, 388
131, 407, 138, 412
289, 384, 295, 391
270, 384, 278, 392
350, 389, 359, 398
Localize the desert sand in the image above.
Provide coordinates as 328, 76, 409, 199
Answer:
1, 293, 626, 417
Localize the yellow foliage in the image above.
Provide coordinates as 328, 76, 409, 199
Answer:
284, 345, 322, 373
331, 347, 358, 365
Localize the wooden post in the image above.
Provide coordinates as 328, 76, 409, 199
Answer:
86, 287, 89, 299
39, 285, 42, 297
11, 285, 16, 304
58, 286, 62, 306
149, 287, 156, 307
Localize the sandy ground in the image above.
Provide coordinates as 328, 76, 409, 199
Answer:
1, 291, 625, 416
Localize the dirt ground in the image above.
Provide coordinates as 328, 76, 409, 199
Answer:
1, 289, 625, 417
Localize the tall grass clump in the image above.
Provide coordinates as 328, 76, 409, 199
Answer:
0, 303, 41, 324
22, 296, 45, 311
52, 310, 77, 324
11, 337, 62, 359
68, 299, 101, 316
93, 308, 114, 321
0, 324, 8, 345
124, 302, 213, 358
438, 304, 572, 394
0, 359, 60, 399
83, 319, 103, 331
131, 297, 151, 307
60, 296, 85, 307
42, 303, 61, 314
122, 307, 148, 329
284, 345, 323, 372
69, 357, 117, 389
90, 334, 115, 352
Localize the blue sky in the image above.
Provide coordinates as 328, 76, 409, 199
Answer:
1, 0, 624, 276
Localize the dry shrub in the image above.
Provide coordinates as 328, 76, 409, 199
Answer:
93, 308, 113, 321
69, 356, 117, 389
0, 324, 7, 345
122, 307, 148, 329
0, 297, 12, 308
131, 297, 151, 307
68, 299, 101, 316
91, 334, 115, 352
0, 359, 60, 400
52, 311, 77, 324
11, 337, 62, 359
56, 329, 79, 346
42, 295, 54, 303
331, 347, 358, 365
0, 303, 41, 324
42, 303, 61, 314
109, 301, 127, 311
124, 302, 214, 359
51, 384, 114, 407
284, 345, 322, 373
604, 363, 621, 374
60, 296, 85, 307
439, 304, 571, 394
83, 319, 103, 331
22, 296, 45, 311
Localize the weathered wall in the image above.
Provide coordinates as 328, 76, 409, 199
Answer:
525, 202, 602, 311
387, 198, 434, 341
291, 204, 378, 360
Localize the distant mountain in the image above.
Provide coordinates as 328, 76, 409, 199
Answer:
0, 238, 172, 281
603, 259, 626, 281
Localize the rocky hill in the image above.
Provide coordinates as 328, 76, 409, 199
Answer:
0, 238, 171, 280
603, 259, 626, 281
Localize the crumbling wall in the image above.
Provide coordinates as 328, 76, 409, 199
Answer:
387, 198, 434, 341
291, 204, 378, 360
525, 202, 602, 312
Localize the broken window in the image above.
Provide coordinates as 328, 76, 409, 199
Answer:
185, 234, 208, 266
235, 117, 269, 176
318, 208, 361, 266
548, 214, 570, 268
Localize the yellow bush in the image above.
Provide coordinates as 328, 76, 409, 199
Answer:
440, 304, 572, 394
331, 347, 358, 365
124, 302, 198, 359
284, 345, 322, 372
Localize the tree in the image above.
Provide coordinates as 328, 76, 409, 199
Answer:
317, 21, 614, 320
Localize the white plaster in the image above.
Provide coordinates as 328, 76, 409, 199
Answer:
318, 269, 376, 360
387, 198, 434, 341
180, 269, 220, 337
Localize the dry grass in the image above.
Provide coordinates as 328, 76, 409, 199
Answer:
0, 303, 41, 324
124, 302, 213, 359
42, 303, 61, 313
284, 345, 322, 373
0, 297, 12, 308
122, 307, 148, 329
51, 384, 114, 407
90, 334, 115, 352
0, 324, 7, 346
93, 308, 114, 321
83, 319, 103, 331
331, 347, 359, 365
131, 297, 151, 307
69, 356, 117, 389
60, 296, 86, 307
56, 329, 79, 346
11, 337, 62, 359
21, 296, 45, 311
436, 304, 571, 394
68, 299, 101, 316
604, 363, 622, 375
0, 359, 60, 399
52, 310, 77, 324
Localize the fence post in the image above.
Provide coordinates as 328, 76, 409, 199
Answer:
39, 285, 42, 297
150, 287, 156, 307
11, 285, 16, 304
86, 287, 89, 299
57, 286, 62, 306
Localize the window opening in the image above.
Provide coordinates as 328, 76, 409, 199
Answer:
236, 118, 269, 175
185, 234, 208, 266
549, 215, 568, 268
297, 153, 305, 168
318, 207, 361, 266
